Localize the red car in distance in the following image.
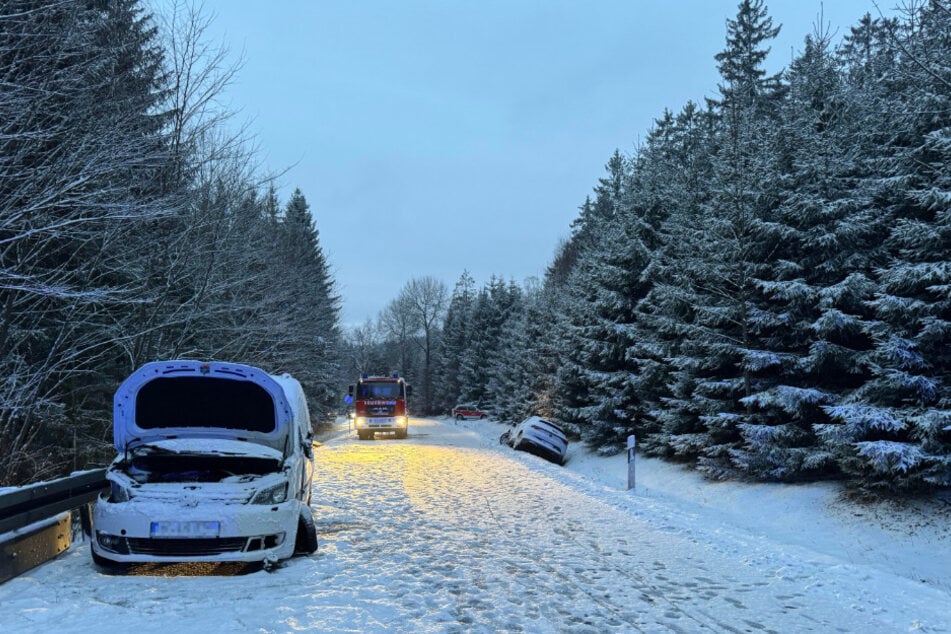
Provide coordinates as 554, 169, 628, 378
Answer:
451, 404, 488, 420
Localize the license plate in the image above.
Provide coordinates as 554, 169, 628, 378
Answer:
150, 521, 220, 538
370, 418, 394, 426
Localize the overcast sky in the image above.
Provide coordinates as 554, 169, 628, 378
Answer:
200, 1, 893, 327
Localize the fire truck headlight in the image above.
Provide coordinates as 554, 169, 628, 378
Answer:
396, 416, 407, 427
355, 417, 366, 428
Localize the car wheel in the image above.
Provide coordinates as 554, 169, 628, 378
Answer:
294, 507, 318, 555
455, 414, 463, 420
480, 414, 486, 420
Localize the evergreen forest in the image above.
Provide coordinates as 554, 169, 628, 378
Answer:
344, 0, 951, 493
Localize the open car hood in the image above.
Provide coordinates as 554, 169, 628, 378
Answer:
113, 360, 294, 455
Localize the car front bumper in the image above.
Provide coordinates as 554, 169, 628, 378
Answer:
91, 497, 301, 563
355, 416, 409, 433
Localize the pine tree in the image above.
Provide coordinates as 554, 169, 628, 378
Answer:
654, 0, 786, 479
550, 152, 635, 441
433, 271, 476, 411
712, 0, 785, 112
731, 28, 881, 481
823, 2, 951, 490
627, 103, 717, 458
458, 277, 518, 406
275, 188, 341, 414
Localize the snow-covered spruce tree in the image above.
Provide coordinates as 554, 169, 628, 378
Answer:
820, 2, 951, 491
483, 284, 536, 423
658, 0, 787, 480
521, 282, 564, 420
559, 203, 658, 454
730, 27, 884, 482
484, 278, 525, 408
432, 271, 476, 412
271, 188, 341, 416
550, 152, 630, 439
458, 277, 519, 407
626, 103, 717, 459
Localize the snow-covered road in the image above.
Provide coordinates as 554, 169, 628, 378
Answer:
1, 417, 948, 633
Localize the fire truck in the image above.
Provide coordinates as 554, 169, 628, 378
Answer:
348, 374, 412, 440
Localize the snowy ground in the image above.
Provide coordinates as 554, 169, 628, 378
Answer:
1, 416, 949, 633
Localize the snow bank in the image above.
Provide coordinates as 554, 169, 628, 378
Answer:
472, 416, 951, 593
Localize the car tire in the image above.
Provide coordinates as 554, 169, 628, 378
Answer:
455, 414, 463, 421
294, 507, 318, 556
480, 414, 486, 420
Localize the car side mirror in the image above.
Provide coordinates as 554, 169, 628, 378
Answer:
406, 385, 413, 397
347, 385, 354, 397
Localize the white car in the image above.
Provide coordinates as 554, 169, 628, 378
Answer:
91, 360, 317, 568
500, 416, 568, 465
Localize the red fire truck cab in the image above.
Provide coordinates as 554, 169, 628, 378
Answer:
348, 374, 412, 440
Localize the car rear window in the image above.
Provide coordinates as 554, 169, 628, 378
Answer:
135, 377, 276, 432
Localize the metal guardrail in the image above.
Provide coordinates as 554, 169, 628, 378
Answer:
0, 469, 108, 535
0, 469, 108, 584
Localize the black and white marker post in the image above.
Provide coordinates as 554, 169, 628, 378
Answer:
627, 434, 636, 491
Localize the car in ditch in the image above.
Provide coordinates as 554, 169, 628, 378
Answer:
91, 360, 318, 568
499, 416, 568, 465
451, 403, 489, 420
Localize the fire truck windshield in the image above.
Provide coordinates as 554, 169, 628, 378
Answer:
357, 382, 404, 399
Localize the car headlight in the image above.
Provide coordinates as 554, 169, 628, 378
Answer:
396, 416, 407, 426
354, 417, 366, 427
251, 482, 288, 505
108, 481, 131, 503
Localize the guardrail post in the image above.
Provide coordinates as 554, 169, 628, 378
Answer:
79, 503, 94, 539
626, 434, 636, 491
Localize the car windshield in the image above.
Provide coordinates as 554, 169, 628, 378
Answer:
357, 382, 403, 399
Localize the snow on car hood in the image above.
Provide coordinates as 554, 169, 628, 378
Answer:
113, 360, 294, 454
128, 437, 284, 461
